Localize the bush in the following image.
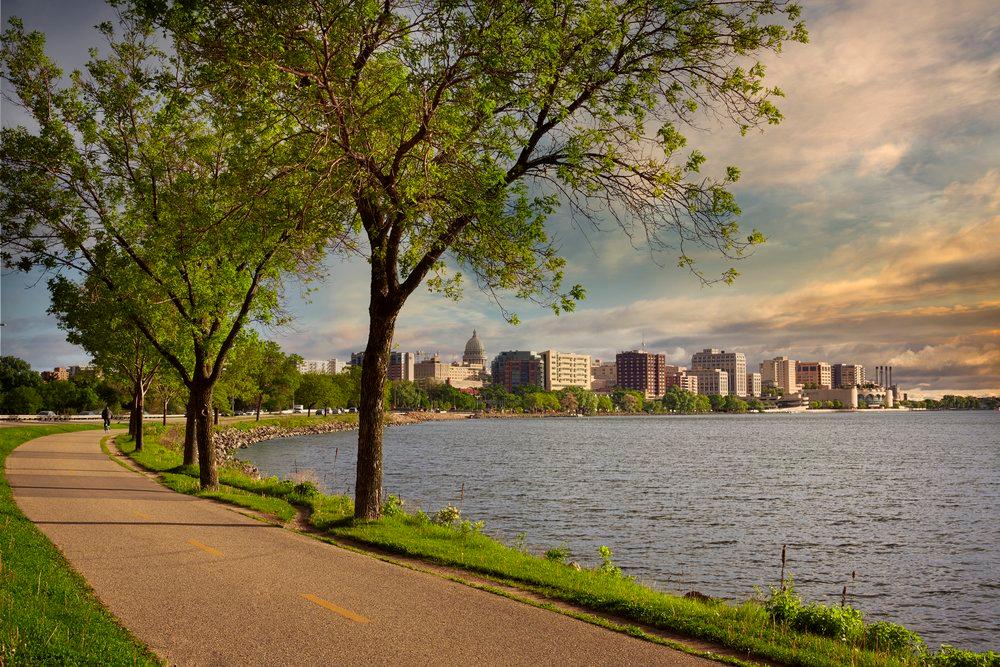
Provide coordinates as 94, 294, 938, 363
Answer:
544, 546, 571, 563
864, 621, 924, 655
792, 602, 864, 641
763, 584, 802, 624
928, 646, 1000, 667
292, 480, 319, 497
598, 545, 622, 577
383, 493, 405, 517
432, 504, 461, 525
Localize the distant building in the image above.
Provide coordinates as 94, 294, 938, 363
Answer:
616, 350, 667, 399
462, 330, 487, 366
492, 351, 543, 392
350, 351, 366, 368
67, 364, 97, 378
796, 361, 832, 389
590, 360, 617, 392
664, 371, 698, 393
43, 367, 70, 382
760, 356, 797, 394
804, 386, 858, 409
415, 354, 484, 389
329, 358, 349, 374
691, 349, 747, 396
688, 368, 729, 396
748, 372, 762, 397
387, 352, 416, 382
541, 350, 591, 391
832, 363, 865, 389
298, 359, 340, 374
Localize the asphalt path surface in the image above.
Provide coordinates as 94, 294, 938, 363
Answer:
8, 429, 713, 666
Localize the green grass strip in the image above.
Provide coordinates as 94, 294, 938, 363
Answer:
0, 424, 160, 666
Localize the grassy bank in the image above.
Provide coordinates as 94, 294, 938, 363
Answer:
0, 424, 159, 666
119, 424, 998, 667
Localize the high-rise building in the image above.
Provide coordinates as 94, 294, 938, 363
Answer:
615, 350, 667, 399
688, 368, 729, 396
541, 350, 591, 391
748, 372, 762, 397
388, 351, 416, 382
691, 349, 747, 396
760, 356, 797, 394
590, 360, 617, 392
491, 351, 543, 392
664, 371, 698, 393
350, 351, 365, 367
297, 359, 341, 374
462, 330, 487, 366
796, 361, 832, 389
832, 364, 865, 388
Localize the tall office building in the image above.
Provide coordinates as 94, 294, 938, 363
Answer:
615, 350, 667, 399
796, 361, 832, 389
832, 363, 865, 389
542, 350, 592, 391
387, 351, 416, 382
760, 356, 797, 394
687, 368, 729, 396
491, 351, 544, 392
691, 349, 747, 396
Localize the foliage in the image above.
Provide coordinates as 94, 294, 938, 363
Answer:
433, 505, 462, 526
0, 12, 346, 487
544, 546, 572, 564
792, 602, 864, 641
864, 621, 925, 656
927, 646, 1000, 667
598, 545, 623, 578
383, 493, 405, 518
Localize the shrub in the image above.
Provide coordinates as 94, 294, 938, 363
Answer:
864, 621, 924, 655
928, 646, 1000, 667
292, 480, 319, 497
544, 546, 572, 564
458, 519, 485, 535
383, 493, 405, 517
432, 504, 461, 525
792, 602, 864, 641
598, 545, 622, 577
763, 584, 802, 624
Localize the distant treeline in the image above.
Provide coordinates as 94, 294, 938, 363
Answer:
899, 395, 999, 410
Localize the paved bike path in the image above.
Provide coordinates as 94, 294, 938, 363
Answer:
8, 429, 710, 666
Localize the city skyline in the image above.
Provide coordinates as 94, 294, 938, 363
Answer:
1, 0, 998, 399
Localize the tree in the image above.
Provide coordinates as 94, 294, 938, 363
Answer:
4, 386, 42, 414
1, 17, 343, 486
622, 393, 641, 413
0, 356, 41, 392
297, 373, 335, 416
152, 0, 806, 517
48, 276, 161, 450
559, 391, 579, 414
596, 394, 614, 413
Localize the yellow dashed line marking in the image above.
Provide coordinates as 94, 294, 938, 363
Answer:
134, 511, 154, 520
300, 593, 370, 624
187, 539, 224, 557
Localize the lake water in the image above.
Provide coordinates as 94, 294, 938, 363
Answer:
237, 411, 1000, 651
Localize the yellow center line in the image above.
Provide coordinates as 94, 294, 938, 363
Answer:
134, 511, 154, 520
187, 538, 224, 558
300, 593, 370, 624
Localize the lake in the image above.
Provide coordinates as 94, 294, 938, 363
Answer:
237, 410, 1000, 651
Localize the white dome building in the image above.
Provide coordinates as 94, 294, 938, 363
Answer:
463, 330, 486, 366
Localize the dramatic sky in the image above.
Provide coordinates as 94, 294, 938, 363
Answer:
2, 0, 998, 398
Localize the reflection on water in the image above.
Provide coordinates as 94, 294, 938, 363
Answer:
238, 410, 1000, 651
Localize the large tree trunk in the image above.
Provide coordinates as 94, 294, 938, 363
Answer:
191, 376, 218, 489
134, 384, 145, 452
162, 396, 168, 426
354, 302, 398, 520
255, 395, 262, 421
183, 395, 197, 466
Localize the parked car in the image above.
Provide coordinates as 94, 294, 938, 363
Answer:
292, 405, 304, 414
37, 410, 57, 418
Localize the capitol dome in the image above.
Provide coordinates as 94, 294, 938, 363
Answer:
463, 329, 486, 365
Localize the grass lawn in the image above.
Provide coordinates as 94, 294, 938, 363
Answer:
120, 424, 998, 667
0, 424, 159, 666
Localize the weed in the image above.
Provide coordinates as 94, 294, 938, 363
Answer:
545, 546, 572, 564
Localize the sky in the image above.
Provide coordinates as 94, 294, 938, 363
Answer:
1, 0, 998, 399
